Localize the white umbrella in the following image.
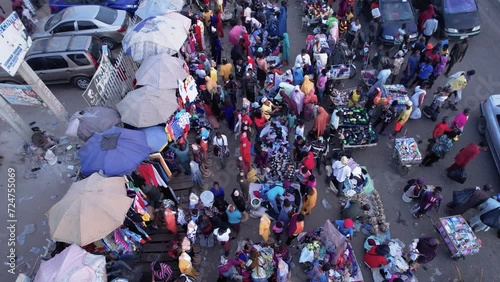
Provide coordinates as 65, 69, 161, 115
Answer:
135, 0, 185, 19
123, 12, 191, 62
136, 54, 188, 89
34, 244, 106, 282
116, 86, 178, 128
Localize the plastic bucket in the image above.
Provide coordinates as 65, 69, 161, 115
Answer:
251, 198, 261, 210
402, 193, 412, 203
200, 191, 214, 208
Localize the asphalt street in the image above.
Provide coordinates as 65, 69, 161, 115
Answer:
0, 0, 500, 281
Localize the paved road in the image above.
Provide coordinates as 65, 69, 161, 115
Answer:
1, 1, 500, 281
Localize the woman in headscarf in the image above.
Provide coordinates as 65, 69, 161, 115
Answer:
239, 132, 252, 169
418, 4, 435, 33
410, 85, 426, 120
301, 75, 315, 96
205, 76, 218, 94
301, 186, 318, 215
280, 90, 298, 116
281, 33, 290, 65
313, 106, 330, 138
231, 188, 248, 221
222, 99, 235, 130
337, 0, 348, 18
278, 1, 287, 36
291, 86, 305, 115
406, 237, 439, 270
259, 214, 271, 242
303, 91, 318, 120
293, 65, 304, 85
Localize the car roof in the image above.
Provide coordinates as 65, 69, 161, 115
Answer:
27, 36, 93, 56
60, 5, 102, 20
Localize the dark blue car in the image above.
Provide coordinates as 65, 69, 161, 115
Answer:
378, 0, 418, 44
49, 0, 139, 14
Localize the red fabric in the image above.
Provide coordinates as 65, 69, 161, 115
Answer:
302, 151, 315, 170
240, 138, 252, 169
364, 246, 388, 268
164, 208, 178, 234
418, 4, 435, 32
343, 218, 354, 228
137, 164, 158, 186
216, 12, 224, 38
241, 115, 253, 126
254, 115, 267, 129
432, 122, 452, 138
454, 143, 480, 167
194, 25, 204, 52
394, 121, 404, 132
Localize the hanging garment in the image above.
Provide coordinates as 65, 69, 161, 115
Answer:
137, 164, 159, 186
165, 208, 178, 234
151, 165, 168, 187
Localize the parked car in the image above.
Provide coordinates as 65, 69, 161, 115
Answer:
32, 5, 130, 49
377, 0, 418, 44
430, 0, 480, 39
49, 0, 139, 14
0, 35, 102, 90
478, 95, 500, 173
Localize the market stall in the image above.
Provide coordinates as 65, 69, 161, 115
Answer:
329, 87, 357, 107
434, 215, 481, 259
337, 106, 378, 149
393, 137, 422, 176
382, 85, 410, 113
298, 220, 363, 281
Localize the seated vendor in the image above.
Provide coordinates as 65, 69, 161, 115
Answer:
363, 244, 390, 268
335, 218, 355, 238
348, 85, 363, 107
341, 200, 371, 221
261, 97, 281, 120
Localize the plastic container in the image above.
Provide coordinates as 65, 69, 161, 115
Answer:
200, 191, 214, 208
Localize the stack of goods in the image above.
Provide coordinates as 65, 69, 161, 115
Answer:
330, 88, 355, 106
165, 110, 191, 142
436, 215, 481, 257
382, 84, 409, 112
298, 220, 363, 281
337, 107, 378, 147
394, 138, 422, 164
329, 64, 351, 79
361, 70, 376, 86
268, 150, 295, 182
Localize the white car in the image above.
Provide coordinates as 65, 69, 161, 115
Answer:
32, 5, 130, 49
478, 95, 500, 173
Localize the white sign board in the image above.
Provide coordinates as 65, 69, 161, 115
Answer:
0, 12, 33, 76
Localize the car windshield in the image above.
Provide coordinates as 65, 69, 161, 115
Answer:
380, 1, 414, 21
95, 7, 118, 25
444, 0, 477, 13
45, 13, 63, 30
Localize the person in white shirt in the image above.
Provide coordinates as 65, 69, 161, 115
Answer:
295, 120, 305, 140
213, 227, 231, 256
213, 132, 229, 161
294, 49, 312, 69
422, 14, 439, 45
246, 17, 262, 31
332, 156, 352, 197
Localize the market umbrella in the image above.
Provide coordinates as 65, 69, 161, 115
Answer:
135, 0, 184, 19
78, 127, 150, 176
122, 12, 191, 62
116, 86, 178, 128
135, 54, 188, 89
48, 173, 133, 246
34, 244, 106, 282
139, 126, 169, 152
480, 207, 500, 229
65, 107, 121, 141
228, 25, 246, 46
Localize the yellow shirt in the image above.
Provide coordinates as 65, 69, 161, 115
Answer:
348, 90, 360, 106
346, 12, 354, 21
398, 107, 412, 124
261, 102, 274, 120
210, 68, 218, 83
450, 75, 467, 92
220, 63, 233, 82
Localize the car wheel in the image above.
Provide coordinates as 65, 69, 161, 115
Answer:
477, 116, 487, 135
73, 76, 91, 90
101, 37, 117, 50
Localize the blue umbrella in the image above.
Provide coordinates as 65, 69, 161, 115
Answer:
139, 126, 168, 153
79, 127, 150, 176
